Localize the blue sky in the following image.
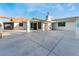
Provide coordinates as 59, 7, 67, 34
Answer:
0, 3, 79, 21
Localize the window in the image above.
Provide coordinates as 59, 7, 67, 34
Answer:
19, 23, 23, 26
58, 22, 65, 27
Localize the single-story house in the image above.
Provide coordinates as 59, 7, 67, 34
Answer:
0, 14, 79, 32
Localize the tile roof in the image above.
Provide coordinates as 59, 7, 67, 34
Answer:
10, 18, 30, 22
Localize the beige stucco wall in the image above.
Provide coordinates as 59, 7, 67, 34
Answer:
54, 21, 76, 31
14, 22, 27, 30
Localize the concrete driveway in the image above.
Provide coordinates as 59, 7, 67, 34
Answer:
0, 30, 78, 56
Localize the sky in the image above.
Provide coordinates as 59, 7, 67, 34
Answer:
0, 3, 79, 21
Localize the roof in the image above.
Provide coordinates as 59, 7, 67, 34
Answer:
55, 16, 79, 22
10, 18, 30, 22
0, 16, 79, 23
31, 16, 79, 23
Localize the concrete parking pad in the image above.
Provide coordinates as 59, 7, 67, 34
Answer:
53, 31, 79, 56
0, 33, 49, 56
26, 31, 64, 51
0, 30, 77, 56
48, 52, 56, 56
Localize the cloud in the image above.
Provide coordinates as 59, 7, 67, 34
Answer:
67, 3, 73, 7
26, 5, 35, 13
69, 6, 76, 11
26, 4, 42, 13
26, 4, 55, 14
67, 3, 76, 11
55, 4, 64, 11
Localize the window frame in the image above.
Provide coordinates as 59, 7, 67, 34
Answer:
19, 23, 23, 27
58, 22, 66, 27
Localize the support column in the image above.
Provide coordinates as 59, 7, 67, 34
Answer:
27, 20, 30, 32
45, 23, 48, 31
42, 23, 45, 31
37, 22, 38, 30
48, 22, 51, 30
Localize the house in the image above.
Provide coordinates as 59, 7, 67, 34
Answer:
54, 17, 77, 31
0, 14, 79, 32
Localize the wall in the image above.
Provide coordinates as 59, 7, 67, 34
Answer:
0, 22, 3, 29
54, 21, 76, 31
14, 22, 27, 30
0, 22, 4, 31
76, 18, 79, 39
